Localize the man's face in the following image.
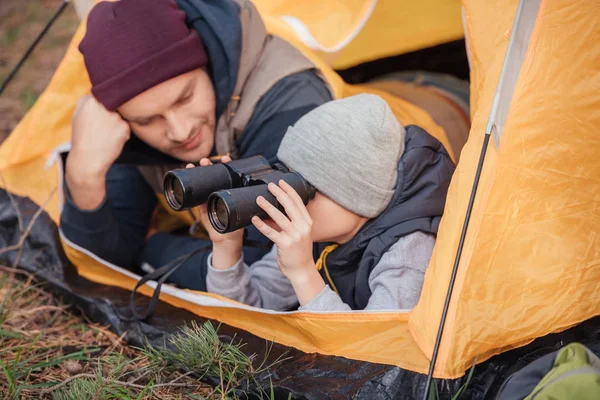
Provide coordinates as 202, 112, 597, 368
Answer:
118, 68, 216, 163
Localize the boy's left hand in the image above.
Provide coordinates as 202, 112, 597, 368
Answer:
251, 181, 317, 282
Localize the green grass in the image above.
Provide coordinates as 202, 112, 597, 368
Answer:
0, 26, 21, 47
143, 320, 289, 399
0, 267, 288, 399
429, 355, 478, 400
50, 354, 144, 400
19, 88, 38, 110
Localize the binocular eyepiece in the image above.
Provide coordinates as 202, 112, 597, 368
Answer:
163, 156, 315, 234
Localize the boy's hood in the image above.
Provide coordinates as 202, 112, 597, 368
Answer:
116, 0, 250, 165
315, 124, 455, 268
356, 124, 455, 242
313, 124, 455, 309
177, 0, 246, 119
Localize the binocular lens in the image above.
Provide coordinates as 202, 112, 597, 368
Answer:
165, 174, 185, 210
210, 196, 230, 232
163, 164, 234, 211
207, 172, 315, 234
208, 186, 267, 234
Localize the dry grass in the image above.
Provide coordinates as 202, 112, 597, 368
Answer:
0, 175, 284, 399
0, 0, 80, 142
0, 185, 282, 399
0, 266, 215, 399
0, 266, 287, 399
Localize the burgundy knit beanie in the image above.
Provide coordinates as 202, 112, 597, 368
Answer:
79, 0, 208, 111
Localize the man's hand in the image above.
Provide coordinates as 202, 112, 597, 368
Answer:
66, 96, 131, 210
195, 156, 245, 269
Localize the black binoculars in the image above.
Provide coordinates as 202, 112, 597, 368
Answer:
163, 156, 315, 234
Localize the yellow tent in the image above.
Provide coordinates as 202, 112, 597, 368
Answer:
0, 0, 598, 391
250, 0, 465, 69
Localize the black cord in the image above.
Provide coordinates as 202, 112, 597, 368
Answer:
128, 237, 271, 321
129, 245, 211, 321
422, 134, 491, 399
0, 0, 70, 96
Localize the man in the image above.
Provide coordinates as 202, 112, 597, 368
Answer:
61, 0, 333, 290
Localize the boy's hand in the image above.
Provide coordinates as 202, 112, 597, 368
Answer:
251, 180, 325, 305
192, 156, 244, 269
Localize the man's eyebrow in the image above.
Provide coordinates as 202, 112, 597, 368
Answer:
124, 78, 195, 123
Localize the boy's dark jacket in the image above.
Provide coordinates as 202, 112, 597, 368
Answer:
314, 125, 455, 310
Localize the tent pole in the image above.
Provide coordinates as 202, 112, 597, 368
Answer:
0, 0, 70, 96
422, 132, 490, 400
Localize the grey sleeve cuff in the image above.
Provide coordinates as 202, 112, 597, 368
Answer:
206, 253, 249, 297
298, 285, 352, 312
206, 248, 301, 311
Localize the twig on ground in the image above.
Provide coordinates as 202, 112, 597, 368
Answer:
167, 370, 195, 385
127, 368, 153, 385
0, 265, 24, 275
101, 331, 127, 357
0, 187, 57, 268
38, 373, 197, 395
12, 305, 65, 317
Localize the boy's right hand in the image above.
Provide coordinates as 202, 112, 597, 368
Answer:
66, 95, 131, 210
193, 156, 245, 269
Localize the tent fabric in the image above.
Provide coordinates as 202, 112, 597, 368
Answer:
251, 0, 465, 69
0, 0, 465, 183
484, 0, 542, 146
411, 0, 600, 377
0, 0, 598, 385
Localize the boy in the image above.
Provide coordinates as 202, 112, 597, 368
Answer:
199, 94, 454, 310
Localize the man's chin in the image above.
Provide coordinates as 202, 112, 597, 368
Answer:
174, 154, 202, 164
170, 146, 213, 164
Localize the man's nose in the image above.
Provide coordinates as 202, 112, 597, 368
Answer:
165, 110, 192, 142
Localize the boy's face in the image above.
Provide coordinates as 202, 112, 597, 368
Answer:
305, 192, 368, 244
118, 68, 216, 163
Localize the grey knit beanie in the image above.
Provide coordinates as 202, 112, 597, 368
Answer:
277, 94, 406, 218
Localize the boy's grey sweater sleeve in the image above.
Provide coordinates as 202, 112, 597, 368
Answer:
206, 246, 299, 311
207, 231, 435, 312
300, 231, 436, 312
